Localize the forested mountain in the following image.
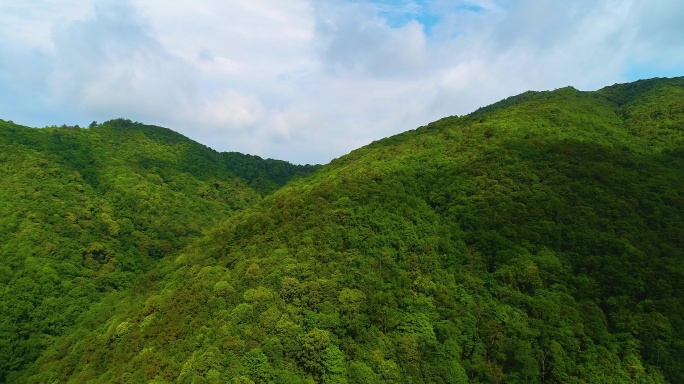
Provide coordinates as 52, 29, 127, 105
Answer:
2, 77, 684, 383
0, 119, 317, 382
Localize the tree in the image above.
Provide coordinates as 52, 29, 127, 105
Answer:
297, 329, 331, 378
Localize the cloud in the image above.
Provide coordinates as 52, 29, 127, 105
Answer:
1, 0, 683, 164
314, 1, 428, 78
49, 1, 197, 121
624, 1, 684, 69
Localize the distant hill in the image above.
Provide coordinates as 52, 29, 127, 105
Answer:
4, 77, 684, 383
0, 118, 318, 381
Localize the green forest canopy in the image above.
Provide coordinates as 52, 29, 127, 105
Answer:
1, 76, 684, 383
0, 118, 317, 382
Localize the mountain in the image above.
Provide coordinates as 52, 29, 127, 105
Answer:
3, 77, 684, 383
0, 118, 318, 382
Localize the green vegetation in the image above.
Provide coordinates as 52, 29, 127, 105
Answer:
0, 119, 316, 382
2, 77, 684, 383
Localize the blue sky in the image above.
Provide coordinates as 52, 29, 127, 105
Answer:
365, 0, 440, 29
369, 0, 486, 30
1, 0, 683, 164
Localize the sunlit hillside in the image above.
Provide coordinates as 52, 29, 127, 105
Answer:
2, 77, 684, 383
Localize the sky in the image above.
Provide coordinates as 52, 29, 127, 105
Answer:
1, 1, 683, 164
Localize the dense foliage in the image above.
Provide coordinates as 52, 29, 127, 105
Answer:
0, 119, 316, 382
2, 77, 684, 383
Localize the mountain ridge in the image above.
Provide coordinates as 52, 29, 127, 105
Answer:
2, 76, 684, 383
0, 118, 318, 381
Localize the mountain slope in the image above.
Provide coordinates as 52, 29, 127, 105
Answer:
0, 119, 317, 381
8, 77, 684, 383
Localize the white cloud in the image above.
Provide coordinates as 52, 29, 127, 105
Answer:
0, 0, 683, 164
314, 1, 427, 77
0, 0, 93, 51
49, 1, 196, 118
